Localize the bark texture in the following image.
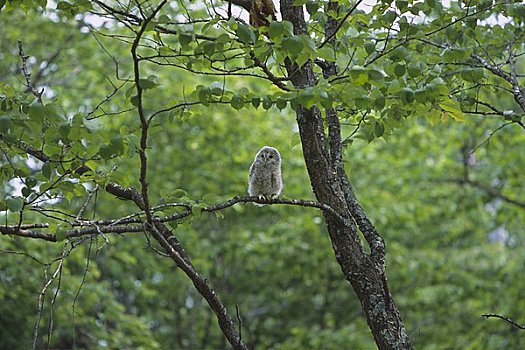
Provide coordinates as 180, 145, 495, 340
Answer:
279, 1, 413, 348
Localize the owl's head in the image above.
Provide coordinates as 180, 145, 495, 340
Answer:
255, 146, 281, 166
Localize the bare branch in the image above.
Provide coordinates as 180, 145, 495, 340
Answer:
437, 177, 525, 210
0, 194, 353, 242
482, 313, 525, 330
130, 0, 167, 226
18, 40, 44, 103
31, 243, 68, 350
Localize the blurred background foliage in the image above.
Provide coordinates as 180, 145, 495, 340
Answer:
1, 1, 524, 349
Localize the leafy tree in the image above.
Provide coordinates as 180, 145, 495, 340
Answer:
0, 0, 524, 349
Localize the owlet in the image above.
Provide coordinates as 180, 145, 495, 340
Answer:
248, 146, 283, 200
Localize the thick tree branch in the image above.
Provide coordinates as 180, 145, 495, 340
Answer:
131, 0, 166, 225
230, 0, 252, 12
126, 4, 246, 347
0, 193, 354, 242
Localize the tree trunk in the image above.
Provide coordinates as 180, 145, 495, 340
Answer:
279, 1, 413, 348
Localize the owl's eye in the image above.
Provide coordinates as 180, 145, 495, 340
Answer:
268, 155, 273, 159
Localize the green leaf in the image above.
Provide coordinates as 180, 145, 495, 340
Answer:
203, 42, 216, 56
262, 96, 273, 110
460, 68, 484, 82
269, 21, 286, 40
275, 98, 287, 110
252, 97, 261, 109
425, 108, 441, 126
269, 20, 293, 39
290, 132, 301, 148
306, 1, 318, 15
390, 46, 408, 61
368, 69, 385, 82
364, 42, 376, 55
139, 78, 158, 90
56, 1, 72, 11
374, 121, 385, 137
394, 63, 406, 77
7, 197, 24, 212
42, 162, 52, 179
383, 10, 397, 25
231, 95, 245, 110
99, 136, 125, 159
318, 47, 336, 62
407, 62, 423, 78
350, 66, 368, 86
282, 37, 304, 56
172, 189, 188, 198
130, 95, 139, 107
439, 99, 465, 122
157, 14, 170, 24
400, 88, 415, 104
0, 115, 12, 133
58, 123, 70, 140
236, 23, 256, 44
374, 95, 386, 109
192, 205, 203, 218
21, 187, 32, 198
26, 177, 37, 188
178, 32, 193, 47
168, 221, 178, 230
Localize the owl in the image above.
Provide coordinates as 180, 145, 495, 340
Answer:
248, 146, 283, 201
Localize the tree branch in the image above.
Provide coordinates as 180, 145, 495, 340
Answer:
0, 193, 353, 242
482, 313, 525, 330
472, 53, 525, 113
17, 40, 44, 103
437, 177, 525, 210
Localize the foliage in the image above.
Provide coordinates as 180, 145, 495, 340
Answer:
0, 0, 524, 349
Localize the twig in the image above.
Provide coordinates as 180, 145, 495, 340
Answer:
18, 40, 44, 103
31, 243, 68, 350
319, 0, 363, 49
343, 113, 367, 144
472, 53, 525, 112
130, 0, 168, 226
75, 185, 99, 222
250, 52, 290, 91
482, 313, 525, 330
45, 255, 64, 349
236, 304, 243, 348
425, 1, 505, 36
469, 121, 513, 154
0, 194, 351, 241
72, 238, 94, 346
0, 249, 48, 265
437, 177, 525, 210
